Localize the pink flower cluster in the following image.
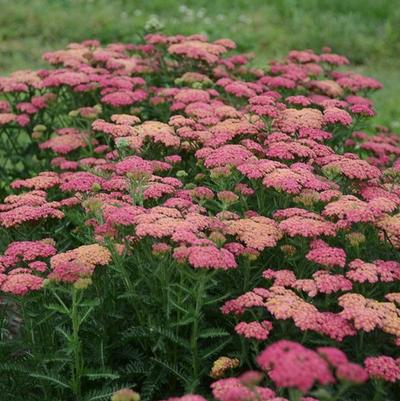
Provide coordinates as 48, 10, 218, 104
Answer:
0, 240, 112, 294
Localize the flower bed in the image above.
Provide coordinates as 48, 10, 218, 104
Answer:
0, 34, 399, 401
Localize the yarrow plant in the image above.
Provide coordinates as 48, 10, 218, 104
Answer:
0, 32, 399, 401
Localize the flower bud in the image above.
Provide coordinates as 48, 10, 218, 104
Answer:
116, 138, 129, 149
68, 110, 79, 117
345, 232, 366, 247
194, 173, 206, 182
280, 244, 296, 256
209, 231, 226, 247
91, 182, 102, 193
210, 357, 239, 379
33, 124, 47, 132
111, 389, 140, 401
217, 191, 239, 204
73, 278, 92, 290
32, 130, 43, 140
176, 170, 188, 178
322, 165, 341, 180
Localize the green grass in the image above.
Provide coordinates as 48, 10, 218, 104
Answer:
0, 0, 399, 127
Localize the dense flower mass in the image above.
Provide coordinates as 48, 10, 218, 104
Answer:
257, 340, 335, 391
0, 32, 399, 401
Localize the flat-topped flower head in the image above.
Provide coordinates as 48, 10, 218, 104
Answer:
320, 154, 381, 181
111, 389, 140, 401
336, 362, 368, 384
49, 244, 111, 282
101, 89, 147, 106
60, 171, 104, 193
364, 356, 400, 382
2, 240, 56, 266
209, 356, 240, 379
197, 144, 254, 169
11, 172, 60, 190
376, 213, 400, 249
168, 40, 229, 64
1, 272, 44, 295
276, 209, 336, 238
306, 240, 346, 268
211, 377, 275, 401
263, 165, 332, 195
40, 129, 91, 154
235, 320, 273, 341
0, 203, 64, 228
257, 340, 335, 392
115, 156, 154, 177
161, 396, 207, 401
225, 216, 282, 251
274, 108, 324, 133
323, 195, 386, 224
173, 245, 237, 270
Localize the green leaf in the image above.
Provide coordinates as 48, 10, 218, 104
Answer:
84, 371, 120, 381
29, 373, 70, 389
45, 303, 69, 315
201, 337, 232, 360
151, 358, 190, 386
55, 326, 72, 342
121, 360, 148, 375
199, 328, 229, 338
79, 305, 96, 326
151, 326, 191, 349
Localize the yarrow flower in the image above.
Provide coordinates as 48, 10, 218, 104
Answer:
225, 216, 282, 251
336, 362, 368, 384
306, 240, 346, 268
274, 108, 324, 133
364, 356, 400, 382
276, 209, 336, 238
111, 389, 140, 401
0, 204, 64, 228
209, 357, 240, 379
101, 89, 147, 106
49, 244, 112, 282
40, 128, 91, 154
161, 396, 207, 401
198, 145, 254, 168
256, 340, 335, 392
320, 155, 381, 181
173, 245, 237, 270
0, 273, 44, 295
235, 320, 273, 340
211, 377, 275, 401
323, 107, 352, 126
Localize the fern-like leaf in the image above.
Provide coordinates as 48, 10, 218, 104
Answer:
199, 327, 229, 338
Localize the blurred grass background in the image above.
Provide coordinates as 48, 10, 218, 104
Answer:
0, 0, 399, 128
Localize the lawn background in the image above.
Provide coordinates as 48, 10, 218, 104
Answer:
0, 0, 399, 128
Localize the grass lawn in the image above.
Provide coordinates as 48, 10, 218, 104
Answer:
0, 0, 399, 127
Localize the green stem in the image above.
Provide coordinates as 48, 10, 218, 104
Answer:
71, 287, 83, 401
189, 271, 207, 391
243, 259, 251, 292
332, 382, 351, 401
288, 388, 302, 401
372, 380, 385, 401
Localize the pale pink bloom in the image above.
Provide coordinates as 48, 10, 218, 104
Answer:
364, 356, 400, 382
306, 240, 346, 268
235, 320, 273, 340
257, 340, 335, 392
336, 362, 368, 384
1, 272, 43, 295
